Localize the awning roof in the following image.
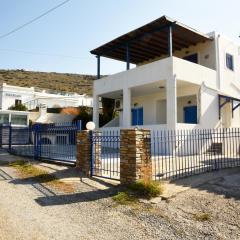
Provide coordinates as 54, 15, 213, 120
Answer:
90, 16, 213, 64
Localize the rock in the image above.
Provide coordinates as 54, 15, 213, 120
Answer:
150, 197, 162, 204
139, 198, 149, 204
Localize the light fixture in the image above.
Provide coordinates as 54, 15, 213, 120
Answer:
86, 121, 95, 131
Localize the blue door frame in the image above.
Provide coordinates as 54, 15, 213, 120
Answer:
184, 106, 197, 124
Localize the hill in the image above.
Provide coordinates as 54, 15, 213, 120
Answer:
0, 69, 95, 95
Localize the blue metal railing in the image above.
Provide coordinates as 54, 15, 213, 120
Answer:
91, 130, 120, 180
4, 120, 81, 164
151, 128, 240, 180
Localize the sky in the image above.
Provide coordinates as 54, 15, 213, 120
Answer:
0, 0, 240, 75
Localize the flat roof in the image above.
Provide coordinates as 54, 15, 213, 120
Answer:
91, 16, 212, 64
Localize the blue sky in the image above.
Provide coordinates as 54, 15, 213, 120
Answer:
0, 0, 239, 75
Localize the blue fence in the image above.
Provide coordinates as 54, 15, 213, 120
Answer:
2, 121, 81, 164
151, 128, 240, 180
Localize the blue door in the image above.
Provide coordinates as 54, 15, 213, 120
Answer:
132, 107, 143, 126
184, 106, 197, 124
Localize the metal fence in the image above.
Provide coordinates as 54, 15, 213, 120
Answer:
152, 128, 240, 180
2, 121, 81, 164
3, 123, 240, 181
91, 130, 120, 180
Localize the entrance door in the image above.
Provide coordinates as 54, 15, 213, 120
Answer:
131, 107, 143, 126
184, 106, 197, 124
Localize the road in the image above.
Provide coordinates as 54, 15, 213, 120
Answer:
0, 150, 240, 239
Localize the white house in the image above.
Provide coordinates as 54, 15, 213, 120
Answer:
0, 110, 29, 126
0, 83, 93, 110
91, 15, 240, 130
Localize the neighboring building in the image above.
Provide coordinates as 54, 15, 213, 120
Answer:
29, 104, 77, 124
0, 110, 29, 126
0, 107, 77, 127
91, 15, 240, 130
0, 83, 93, 110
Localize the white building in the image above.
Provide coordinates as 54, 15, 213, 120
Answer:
91, 15, 240, 130
0, 83, 93, 110
0, 110, 29, 126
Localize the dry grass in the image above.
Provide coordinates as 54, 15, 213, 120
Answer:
193, 212, 211, 222
112, 192, 138, 205
113, 180, 164, 205
128, 180, 164, 199
0, 69, 94, 95
9, 160, 75, 193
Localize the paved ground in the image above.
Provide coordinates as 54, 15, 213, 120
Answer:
0, 150, 240, 239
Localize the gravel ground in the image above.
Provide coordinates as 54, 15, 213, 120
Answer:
0, 151, 240, 240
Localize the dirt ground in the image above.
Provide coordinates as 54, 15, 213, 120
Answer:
0, 150, 239, 240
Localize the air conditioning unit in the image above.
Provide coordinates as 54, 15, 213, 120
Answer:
115, 99, 122, 110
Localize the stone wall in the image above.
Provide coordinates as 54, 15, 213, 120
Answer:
76, 130, 91, 176
76, 130, 102, 177
77, 129, 152, 184
120, 129, 152, 184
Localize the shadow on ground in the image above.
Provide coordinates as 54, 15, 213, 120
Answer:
10, 171, 120, 206
2, 148, 240, 206
164, 166, 240, 201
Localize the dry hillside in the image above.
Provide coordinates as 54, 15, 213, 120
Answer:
0, 69, 95, 95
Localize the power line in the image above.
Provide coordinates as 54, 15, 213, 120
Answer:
0, 0, 71, 40
0, 48, 92, 60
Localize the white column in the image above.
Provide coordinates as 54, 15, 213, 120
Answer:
122, 88, 131, 128
93, 94, 99, 128
166, 75, 177, 130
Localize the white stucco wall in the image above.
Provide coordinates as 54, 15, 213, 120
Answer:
95, 32, 240, 130
0, 83, 93, 110
130, 85, 199, 125
217, 35, 240, 96
139, 39, 216, 71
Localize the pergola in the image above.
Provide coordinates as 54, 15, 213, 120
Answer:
91, 15, 212, 78
218, 94, 240, 119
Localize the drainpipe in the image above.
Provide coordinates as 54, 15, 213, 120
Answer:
215, 34, 221, 90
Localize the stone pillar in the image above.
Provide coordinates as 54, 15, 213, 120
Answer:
166, 75, 177, 130
76, 130, 102, 177
122, 88, 131, 128
93, 94, 99, 128
120, 129, 152, 184
92, 131, 102, 176
76, 130, 91, 176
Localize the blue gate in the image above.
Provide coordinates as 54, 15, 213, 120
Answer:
90, 130, 120, 180
5, 121, 81, 164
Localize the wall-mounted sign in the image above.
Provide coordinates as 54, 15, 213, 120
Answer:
5, 93, 21, 98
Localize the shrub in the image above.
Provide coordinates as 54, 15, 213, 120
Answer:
128, 180, 164, 199
112, 192, 137, 205
194, 213, 211, 222
9, 103, 28, 111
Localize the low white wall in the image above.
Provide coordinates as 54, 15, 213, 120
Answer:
173, 57, 217, 89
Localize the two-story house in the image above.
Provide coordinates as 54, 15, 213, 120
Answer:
91, 16, 240, 131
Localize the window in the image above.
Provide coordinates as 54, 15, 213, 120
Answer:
0, 114, 9, 124
11, 114, 28, 126
15, 99, 22, 106
226, 53, 234, 71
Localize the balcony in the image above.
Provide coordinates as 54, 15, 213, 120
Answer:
94, 56, 217, 96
